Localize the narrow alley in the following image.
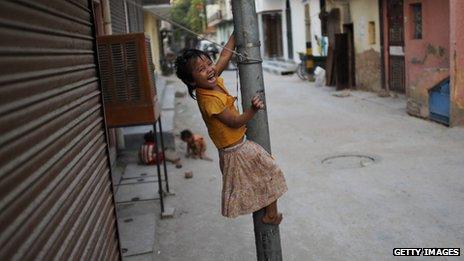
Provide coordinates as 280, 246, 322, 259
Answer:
2, 0, 463, 260
153, 70, 464, 260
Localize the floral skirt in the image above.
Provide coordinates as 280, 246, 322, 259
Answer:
218, 140, 288, 218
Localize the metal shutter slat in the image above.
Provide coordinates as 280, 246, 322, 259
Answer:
110, 0, 127, 34
0, 76, 97, 116
0, 122, 104, 248
0, 0, 120, 259
0, 108, 101, 216
27, 151, 107, 259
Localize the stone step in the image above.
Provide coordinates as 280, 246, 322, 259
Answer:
262, 59, 298, 75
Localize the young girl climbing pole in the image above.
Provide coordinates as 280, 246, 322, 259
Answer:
174, 33, 287, 225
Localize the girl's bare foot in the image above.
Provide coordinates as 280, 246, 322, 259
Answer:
262, 212, 283, 225
273, 213, 283, 225
261, 213, 274, 224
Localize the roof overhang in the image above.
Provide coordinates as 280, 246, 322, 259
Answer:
143, 1, 171, 19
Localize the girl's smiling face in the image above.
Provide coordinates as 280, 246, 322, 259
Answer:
190, 55, 216, 89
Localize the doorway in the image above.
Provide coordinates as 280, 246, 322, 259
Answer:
262, 12, 283, 58
387, 0, 405, 93
343, 23, 356, 88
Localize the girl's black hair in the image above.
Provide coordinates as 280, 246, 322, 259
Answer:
174, 49, 212, 99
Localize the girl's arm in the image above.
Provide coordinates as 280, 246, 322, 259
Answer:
214, 33, 235, 76
215, 95, 264, 128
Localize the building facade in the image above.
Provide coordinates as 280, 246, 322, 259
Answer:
255, 0, 325, 62
204, 0, 464, 126
207, 0, 234, 46
144, 0, 172, 75
322, 0, 381, 90
350, 0, 382, 91
381, 0, 464, 126
319, 0, 463, 126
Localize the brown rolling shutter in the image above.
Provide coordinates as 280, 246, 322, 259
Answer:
0, 0, 120, 260
110, 0, 128, 34
137, 0, 145, 32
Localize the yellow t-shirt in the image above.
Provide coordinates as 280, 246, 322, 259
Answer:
196, 77, 246, 149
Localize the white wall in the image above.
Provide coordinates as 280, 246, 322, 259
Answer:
257, 7, 287, 59
349, 0, 380, 53
255, 0, 282, 13
223, 0, 233, 20
206, 4, 219, 19
255, 0, 326, 61
309, 0, 324, 56
256, 0, 286, 59
281, 2, 288, 60
290, 0, 306, 62
289, 0, 324, 61
206, 0, 233, 48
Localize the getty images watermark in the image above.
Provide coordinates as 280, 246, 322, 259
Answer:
393, 248, 460, 257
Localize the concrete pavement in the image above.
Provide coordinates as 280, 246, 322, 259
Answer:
154, 71, 464, 260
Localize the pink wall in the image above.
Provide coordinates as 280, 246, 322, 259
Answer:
403, 0, 450, 118
450, 0, 464, 126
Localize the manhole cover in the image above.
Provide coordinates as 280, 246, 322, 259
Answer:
321, 154, 377, 169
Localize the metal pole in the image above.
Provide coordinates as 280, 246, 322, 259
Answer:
153, 123, 164, 213
157, 117, 170, 193
230, 1, 283, 260
303, 2, 314, 75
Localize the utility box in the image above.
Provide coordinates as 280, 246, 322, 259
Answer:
97, 33, 159, 127
429, 78, 450, 126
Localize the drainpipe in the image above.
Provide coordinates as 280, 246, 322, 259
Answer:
101, 0, 113, 35
231, 1, 283, 260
